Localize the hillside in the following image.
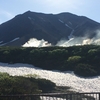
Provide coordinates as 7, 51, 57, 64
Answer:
0, 11, 100, 46
0, 45, 100, 77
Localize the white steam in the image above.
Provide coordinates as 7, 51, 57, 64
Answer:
23, 38, 51, 47
22, 30, 100, 47
56, 30, 100, 47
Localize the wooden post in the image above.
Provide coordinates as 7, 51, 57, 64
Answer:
99, 93, 100, 100
70, 94, 72, 100
66, 94, 68, 100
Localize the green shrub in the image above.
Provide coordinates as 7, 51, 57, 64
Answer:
67, 56, 81, 63
74, 64, 97, 77
0, 73, 56, 95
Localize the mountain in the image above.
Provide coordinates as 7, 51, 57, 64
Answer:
0, 11, 100, 47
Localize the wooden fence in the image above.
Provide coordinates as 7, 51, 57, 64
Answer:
0, 92, 100, 100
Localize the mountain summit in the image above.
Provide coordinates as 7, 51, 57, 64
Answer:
0, 11, 100, 47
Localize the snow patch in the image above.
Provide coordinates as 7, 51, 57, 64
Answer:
28, 17, 32, 20
0, 41, 3, 44
10, 37, 20, 43
0, 37, 19, 46
28, 17, 35, 21
65, 24, 72, 29
69, 21, 72, 25
68, 30, 74, 39
58, 19, 64, 23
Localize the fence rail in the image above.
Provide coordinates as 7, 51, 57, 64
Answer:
0, 92, 100, 100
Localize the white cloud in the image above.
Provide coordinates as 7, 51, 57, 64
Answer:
0, 10, 14, 18
0, 9, 14, 24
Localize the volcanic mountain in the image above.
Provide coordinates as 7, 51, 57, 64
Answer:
0, 11, 100, 47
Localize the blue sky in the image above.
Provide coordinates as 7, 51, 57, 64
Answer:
0, 0, 100, 24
